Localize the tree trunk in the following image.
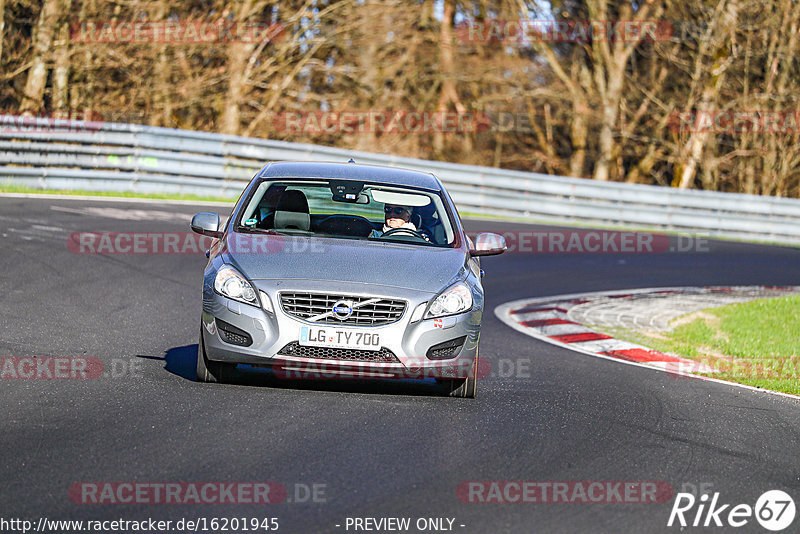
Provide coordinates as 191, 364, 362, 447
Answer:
588, 0, 660, 181
593, 71, 624, 181
678, 0, 739, 189
20, 0, 62, 113
150, 0, 173, 127
51, 0, 72, 117
221, 42, 251, 135
220, 0, 266, 136
0, 0, 6, 70
79, 2, 96, 120
434, 0, 468, 154
569, 103, 588, 177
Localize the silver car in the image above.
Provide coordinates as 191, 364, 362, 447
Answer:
191, 161, 505, 397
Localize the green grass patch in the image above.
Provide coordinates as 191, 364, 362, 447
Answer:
602, 295, 800, 395
0, 183, 235, 203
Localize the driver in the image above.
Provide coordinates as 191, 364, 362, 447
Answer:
383, 204, 415, 232
370, 204, 419, 238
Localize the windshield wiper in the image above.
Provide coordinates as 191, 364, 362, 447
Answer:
236, 226, 285, 235
371, 236, 436, 246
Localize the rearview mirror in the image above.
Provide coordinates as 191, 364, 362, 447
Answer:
330, 180, 365, 203
332, 192, 370, 204
190, 212, 222, 238
469, 232, 507, 257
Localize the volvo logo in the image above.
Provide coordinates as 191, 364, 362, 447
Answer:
332, 300, 354, 320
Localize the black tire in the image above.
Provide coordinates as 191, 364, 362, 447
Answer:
440, 350, 478, 398
197, 329, 236, 383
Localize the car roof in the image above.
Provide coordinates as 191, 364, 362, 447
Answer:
257, 161, 442, 191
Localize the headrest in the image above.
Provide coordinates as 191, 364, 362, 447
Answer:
276, 190, 309, 213
274, 190, 310, 231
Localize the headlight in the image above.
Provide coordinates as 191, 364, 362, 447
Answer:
214, 265, 258, 306
425, 282, 473, 318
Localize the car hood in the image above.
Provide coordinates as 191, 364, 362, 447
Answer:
223, 234, 467, 293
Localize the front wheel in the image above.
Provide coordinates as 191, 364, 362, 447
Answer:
197, 328, 237, 383
439, 350, 478, 398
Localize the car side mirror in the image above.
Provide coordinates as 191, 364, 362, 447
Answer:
190, 212, 222, 239
469, 232, 507, 257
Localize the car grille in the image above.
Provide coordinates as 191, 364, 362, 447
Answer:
279, 292, 406, 326
277, 342, 400, 363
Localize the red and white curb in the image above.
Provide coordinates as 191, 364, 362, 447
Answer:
495, 286, 800, 377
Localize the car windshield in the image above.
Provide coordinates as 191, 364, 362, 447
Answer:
236, 179, 456, 246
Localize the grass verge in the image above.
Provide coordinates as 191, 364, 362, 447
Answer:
0, 183, 235, 203
600, 295, 800, 395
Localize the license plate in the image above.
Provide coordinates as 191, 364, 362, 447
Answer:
299, 326, 381, 351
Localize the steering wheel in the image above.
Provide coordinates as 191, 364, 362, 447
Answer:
381, 228, 428, 240
317, 215, 374, 237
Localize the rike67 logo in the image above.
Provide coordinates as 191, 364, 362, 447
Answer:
668, 490, 795, 531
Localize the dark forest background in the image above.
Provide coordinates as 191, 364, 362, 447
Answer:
3, 0, 799, 196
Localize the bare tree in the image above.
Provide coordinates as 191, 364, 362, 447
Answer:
20, 0, 63, 113
0, 0, 6, 70
675, 0, 739, 189
3, 0, 799, 197
51, 0, 72, 116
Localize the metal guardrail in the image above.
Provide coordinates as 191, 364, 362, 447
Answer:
2, 114, 800, 244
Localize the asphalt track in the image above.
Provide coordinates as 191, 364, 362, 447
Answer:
1, 195, 800, 533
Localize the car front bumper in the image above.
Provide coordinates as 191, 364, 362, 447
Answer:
201, 278, 482, 379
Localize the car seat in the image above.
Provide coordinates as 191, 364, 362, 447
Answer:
413, 205, 444, 243
274, 190, 311, 231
